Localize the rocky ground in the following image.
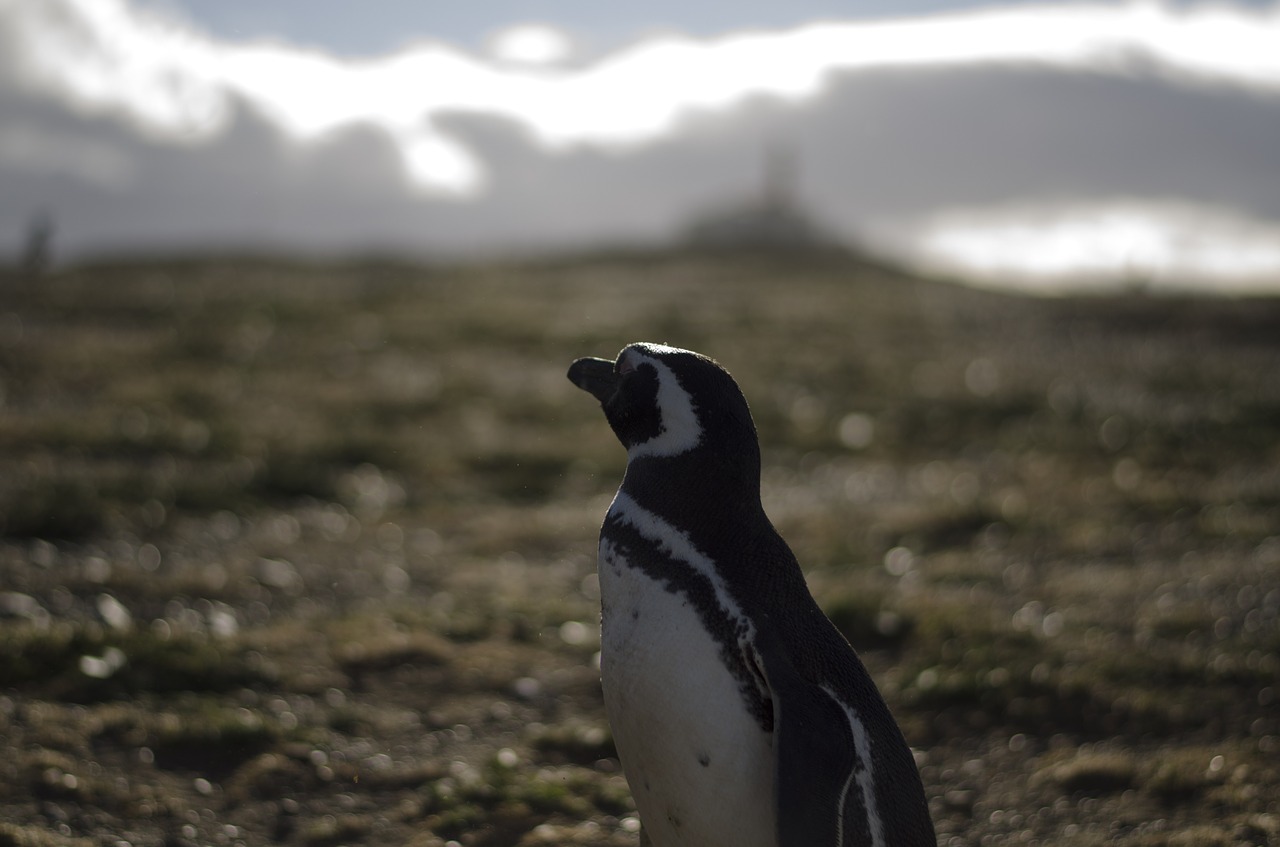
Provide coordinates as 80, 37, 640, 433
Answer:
0, 252, 1277, 846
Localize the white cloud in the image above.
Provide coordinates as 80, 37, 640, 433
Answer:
3, 0, 229, 139
3, 0, 1280, 198
902, 200, 1280, 294
3, 0, 1280, 290
488, 24, 574, 66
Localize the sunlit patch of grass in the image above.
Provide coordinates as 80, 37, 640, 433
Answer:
15, 698, 286, 806
492, 769, 588, 819
1146, 749, 1233, 803
0, 821, 97, 847
349, 759, 447, 792
326, 614, 454, 677
0, 622, 274, 701
1120, 825, 1233, 847
1035, 748, 1139, 794
417, 757, 608, 844
224, 751, 319, 802
22, 749, 94, 804
530, 721, 616, 765
1032, 742, 1272, 826
152, 699, 279, 745
301, 814, 374, 846
891, 598, 1144, 737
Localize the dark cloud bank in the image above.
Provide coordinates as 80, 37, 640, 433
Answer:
3, 60, 1280, 274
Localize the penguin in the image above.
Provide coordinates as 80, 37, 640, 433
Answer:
567, 342, 935, 847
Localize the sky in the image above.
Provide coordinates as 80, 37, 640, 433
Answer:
2, 0, 1280, 293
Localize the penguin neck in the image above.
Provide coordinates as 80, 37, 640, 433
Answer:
619, 444, 765, 528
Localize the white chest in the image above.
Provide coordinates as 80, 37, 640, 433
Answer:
598, 541, 776, 847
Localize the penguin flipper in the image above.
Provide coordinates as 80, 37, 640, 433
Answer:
756, 638, 859, 847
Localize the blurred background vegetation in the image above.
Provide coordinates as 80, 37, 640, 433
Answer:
0, 251, 1277, 847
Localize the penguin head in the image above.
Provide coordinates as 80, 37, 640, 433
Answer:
568, 343, 758, 466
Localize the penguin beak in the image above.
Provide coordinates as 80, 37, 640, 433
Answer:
568, 356, 618, 402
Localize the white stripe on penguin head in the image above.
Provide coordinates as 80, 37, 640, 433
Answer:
621, 346, 703, 459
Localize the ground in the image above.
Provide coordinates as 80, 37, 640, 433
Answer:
0, 251, 1277, 846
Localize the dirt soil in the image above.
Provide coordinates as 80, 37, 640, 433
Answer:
0, 253, 1277, 846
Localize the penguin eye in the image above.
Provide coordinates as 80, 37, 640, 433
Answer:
618, 358, 636, 376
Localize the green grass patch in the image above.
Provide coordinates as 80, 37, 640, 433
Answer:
0, 622, 274, 701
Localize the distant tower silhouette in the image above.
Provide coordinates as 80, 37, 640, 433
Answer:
21, 213, 54, 280
682, 144, 837, 250
762, 144, 798, 213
